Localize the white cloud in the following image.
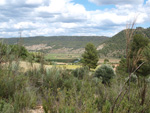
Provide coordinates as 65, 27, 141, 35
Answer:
0, 0, 150, 38
146, 0, 150, 5
0, 0, 6, 5
0, 0, 48, 6
26, 0, 43, 5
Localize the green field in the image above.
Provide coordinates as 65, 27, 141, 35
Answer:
45, 53, 81, 63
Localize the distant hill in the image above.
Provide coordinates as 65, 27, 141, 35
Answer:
0, 36, 109, 54
99, 27, 150, 58
1, 27, 150, 56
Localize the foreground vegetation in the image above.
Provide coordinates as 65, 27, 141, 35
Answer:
1, 59, 150, 113
1, 30, 150, 113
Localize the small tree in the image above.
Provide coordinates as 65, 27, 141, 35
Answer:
136, 43, 150, 77
95, 64, 115, 84
117, 34, 150, 76
82, 43, 99, 69
10, 45, 29, 60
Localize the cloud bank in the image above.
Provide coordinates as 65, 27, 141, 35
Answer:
0, 0, 149, 38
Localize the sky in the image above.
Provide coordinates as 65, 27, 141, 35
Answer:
0, 0, 150, 38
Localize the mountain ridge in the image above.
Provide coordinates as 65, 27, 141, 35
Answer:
1, 27, 150, 57
0, 36, 109, 53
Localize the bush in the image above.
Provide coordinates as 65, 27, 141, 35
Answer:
104, 58, 109, 64
43, 67, 64, 90
116, 57, 128, 77
125, 73, 137, 83
0, 73, 27, 99
0, 99, 14, 113
9, 45, 29, 60
13, 88, 37, 112
73, 66, 89, 79
0, 42, 8, 63
94, 64, 115, 84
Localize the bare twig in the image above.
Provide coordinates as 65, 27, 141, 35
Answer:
116, 89, 128, 111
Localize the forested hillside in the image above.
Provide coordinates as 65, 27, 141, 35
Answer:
1, 27, 150, 57
0, 36, 108, 49
99, 27, 150, 57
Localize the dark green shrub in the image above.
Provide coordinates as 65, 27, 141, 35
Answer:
30, 52, 43, 63
26, 68, 43, 88
82, 43, 99, 69
0, 73, 28, 99
95, 64, 115, 84
104, 58, 109, 64
116, 57, 128, 77
63, 77, 74, 90
73, 66, 89, 79
9, 44, 29, 60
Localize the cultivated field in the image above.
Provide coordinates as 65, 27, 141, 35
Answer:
19, 61, 81, 71
18, 57, 120, 71
98, 58, 120, 64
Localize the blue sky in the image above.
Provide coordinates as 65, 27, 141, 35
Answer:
74, 0, 116, 11
75, 0, 148, 10
0, 0, 150, 38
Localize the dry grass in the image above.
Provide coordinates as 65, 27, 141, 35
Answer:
56, 65, 81, 70
19, 61, 81, 71
98, 58, 120, 64
1, 58, 120, 72
3, 58, 120, 72
18, 61, 52, 72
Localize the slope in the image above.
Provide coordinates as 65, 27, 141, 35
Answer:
0, 36, 108, 50
99, 27, 150, 58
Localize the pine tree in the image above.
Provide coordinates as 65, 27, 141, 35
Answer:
82, 43, 99, 69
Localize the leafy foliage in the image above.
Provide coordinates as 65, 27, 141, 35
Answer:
0, 42, 29, 61
73, 66, 89, 79
116, 57, 128, 76
95, 64, 115, 84
136, 43, 150, 77
129, 34, 149, 58
117, 34, 150, 76
9, 44, 29, 59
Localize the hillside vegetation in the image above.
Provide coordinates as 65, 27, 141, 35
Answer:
1, 27, 150, 58
99, 27, 150, 57
0, 36, 108, 50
